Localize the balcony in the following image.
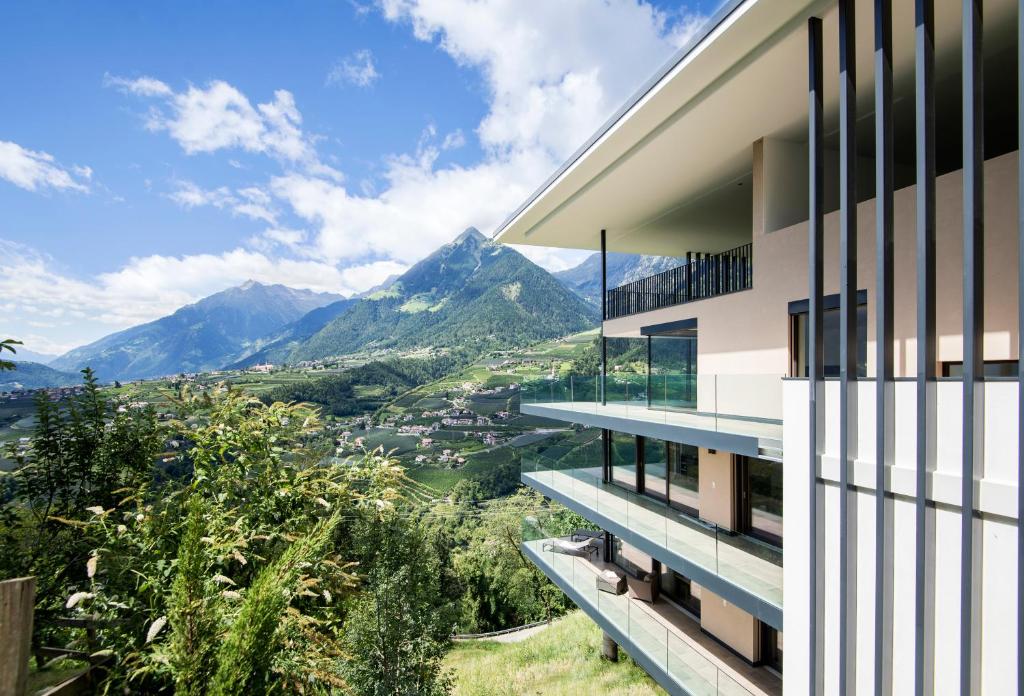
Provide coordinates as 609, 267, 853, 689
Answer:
522, 532, 782, 696
605, 244, 752, 320
522, 453, 782, 627
520, 373, 783, 459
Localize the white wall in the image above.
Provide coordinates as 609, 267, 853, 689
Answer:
782, 378, 1019, 695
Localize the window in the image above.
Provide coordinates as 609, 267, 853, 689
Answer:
736, 456, 783, 547
643, 438, 667, 501
610, 431, 638, 490
649, 331, 697, 410
667, 441, 700, 515
790, 292, 867, 378
661, 568, 701, 617
941, 360, 1018, 378
760, 624, 782, 672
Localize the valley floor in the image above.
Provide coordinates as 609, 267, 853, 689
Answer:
445, 610, 664, 696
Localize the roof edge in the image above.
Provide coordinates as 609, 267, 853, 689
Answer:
490, 0, 751, 243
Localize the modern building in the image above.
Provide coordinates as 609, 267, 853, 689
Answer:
494, 0, 1020, 694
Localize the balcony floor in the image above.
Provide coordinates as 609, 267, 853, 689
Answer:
521, 401, 782, 458
525, 538, 782, 696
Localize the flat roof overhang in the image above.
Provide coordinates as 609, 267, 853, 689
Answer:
494, 0, 1019, 257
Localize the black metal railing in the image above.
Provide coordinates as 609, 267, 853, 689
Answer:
605, 243, 752, 319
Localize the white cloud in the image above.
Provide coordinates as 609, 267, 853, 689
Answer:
378, 0, 708, 159
109, 76, 341, 179
0, 239, 405, 352
166, 180, 278, 225
0, 140, 91, 193
326, 49, 381, 87
104, 73, 173, 97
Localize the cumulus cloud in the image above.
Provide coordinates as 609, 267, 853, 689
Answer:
0, 239, 403, 352
166, 180, 278, 224
0, 140, 91, 192
36, 2, 712, 351
108, 76, 341, 179
378, 0, 706, 159
326, 49, 380, 87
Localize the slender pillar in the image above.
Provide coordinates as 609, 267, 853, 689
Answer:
601, 229, 608, 405
838, 2, 857, 692
1018, 1, 1024, 691
873, 1, 894, 693
914, 1, 936, 694
961, 1, 984, 693
646, 336, 652, 407
807, 17, 825, 696
602, 632, 619, 662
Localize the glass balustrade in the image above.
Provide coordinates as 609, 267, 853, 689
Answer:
522, 522, 764, 696
521, 452, 783, 610
517, 373, 784, 443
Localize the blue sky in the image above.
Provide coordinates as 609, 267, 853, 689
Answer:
0, 0, 722, 355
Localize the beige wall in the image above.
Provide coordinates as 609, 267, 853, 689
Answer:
700, 586, 760, 663
605, 150, 1020, 379
697, 448, 734, 528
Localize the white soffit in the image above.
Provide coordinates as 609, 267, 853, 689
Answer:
495, 0, 1017, 256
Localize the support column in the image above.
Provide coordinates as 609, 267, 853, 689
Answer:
838, 2, 858, 692
601, 229, 608, 406
961, 1, 984, 693
807, 17, 825, 696
873, 1, 894, 693
602, 632, 619, 662
1018, 0, 1024, 689
914, 2, 936, 694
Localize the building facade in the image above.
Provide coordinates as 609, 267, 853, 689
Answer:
495, 0, 1021, 694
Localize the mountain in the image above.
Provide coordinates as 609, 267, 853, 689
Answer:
51, 282, 345, 381
267, 228, 598, 363
9, 347, 59, 365
0, 362, 80, 391
554, 252, 687, 305
227, 297, 357, 368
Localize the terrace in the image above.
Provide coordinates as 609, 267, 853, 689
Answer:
520, 373, 783, 460
522, 455, 782, 627
605, 244, 753, 320
522, 533, 781, 696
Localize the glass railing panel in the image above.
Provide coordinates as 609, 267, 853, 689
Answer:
664, 511, 719, 574
715, 531, 783, 608
519, 373, 784, 440
666, 631, 719, 696
718, 671, 756, 696
626, 602, 668, 671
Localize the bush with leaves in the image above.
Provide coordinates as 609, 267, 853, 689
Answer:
73, 388, 408, 694
0, 367, 162, 663
339, 509, 458, 696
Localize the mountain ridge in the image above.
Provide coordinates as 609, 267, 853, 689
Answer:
50, 282, 345, 381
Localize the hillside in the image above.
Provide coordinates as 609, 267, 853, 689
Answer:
50, 281, 344, 381
1, 362, 80, 391
446, 611, 663, 696
228, 297, 357, 368
280, 228, 598, 362
554, 252, 686, 305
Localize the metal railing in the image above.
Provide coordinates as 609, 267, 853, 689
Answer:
605, 243, 752, 319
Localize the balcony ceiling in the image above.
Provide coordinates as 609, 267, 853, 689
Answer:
494, 0, 1018, 257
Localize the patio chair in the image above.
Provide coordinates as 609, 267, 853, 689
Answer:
626, 572, 655, 602
542, 537, 599, 560
596, 568, 626, 595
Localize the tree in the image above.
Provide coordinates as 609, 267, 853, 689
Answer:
0, 338, 22, 371
73, 388, 408, 694
0, 367, 162, 665
340, 509, 457, 696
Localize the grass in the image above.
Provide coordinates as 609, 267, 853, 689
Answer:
445, 610, 664, 696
